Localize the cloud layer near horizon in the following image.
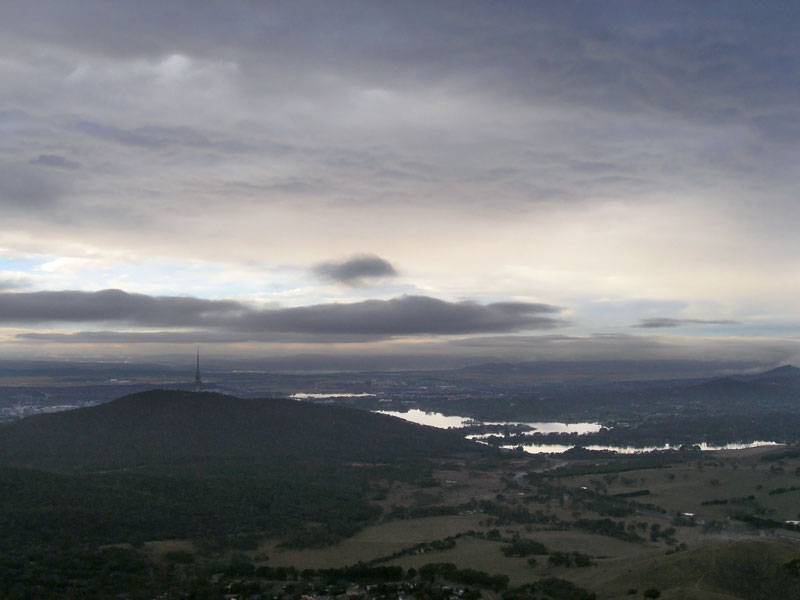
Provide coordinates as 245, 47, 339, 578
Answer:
633, 318, 740, 329
0, 290, 562, 339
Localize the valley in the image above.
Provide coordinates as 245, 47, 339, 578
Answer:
2, 387, 800, 598
81, 443, 800, 599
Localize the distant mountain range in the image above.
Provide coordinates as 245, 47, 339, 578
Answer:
740, 364, 800, 385
678, 365, 800, 409
456, 359, 773, 382
0, 357, 783, 383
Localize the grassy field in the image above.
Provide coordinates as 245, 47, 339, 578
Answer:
553, 446, 800, 524
145, 539, 196, 558
142, 446, 800, 599
598, 538, 800, 599
263, 514, 487, 568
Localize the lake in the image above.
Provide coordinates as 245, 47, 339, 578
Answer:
375, 409, 602, 435
375, 409, 475, 428
291, 392, 376, 400
503, 441, 783, 454
376, 408, 781, 454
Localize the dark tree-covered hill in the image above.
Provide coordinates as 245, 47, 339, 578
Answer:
743, 364, 800, 387
0, 389, 482, 472
0, 390, 489, 565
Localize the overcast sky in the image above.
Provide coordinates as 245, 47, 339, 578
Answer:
1, 1, 799, 369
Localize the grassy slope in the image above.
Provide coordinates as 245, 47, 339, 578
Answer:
594, 538, 800, 599
250, 448, 800, 599
555, 447, 800, 522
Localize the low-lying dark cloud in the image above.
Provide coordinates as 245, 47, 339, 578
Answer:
633, 318, 739, 329
312, 254, 398, 286
16, 330, 381, 344
29, 154, 81, 170
243, 296, 562, 335
16, 331, 800, 377
0, 290, 243, 326
1, 289, 563, 338
0, 278, 28, 291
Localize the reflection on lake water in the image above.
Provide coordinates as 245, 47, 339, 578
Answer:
376, 409, 601, 434
374, 408, 782, 455
291, 392, 376, 399
483, 421, 602, 434
504, 441, 783, 454
375, 409, 474, 428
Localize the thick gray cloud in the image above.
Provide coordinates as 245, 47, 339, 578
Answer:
633, 318, 739, 329
18, 331, 215, 344
0, 162, 66, 210
241, 296, 561, 335
29, 154, 81, 170
50, 4, 796, 129
0, 0, 796, 245
0, 290, 243, 326
16, 330, 385, 344
2, 2, 797, 206
312, 254, 398, 286
1, 290, 563, 337
0, 278, 28, 291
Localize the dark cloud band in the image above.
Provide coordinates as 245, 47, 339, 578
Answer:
0, 278, 29, 291
2, 289, 563, 337
0, 289, 243, 326
633, 318, 739, 329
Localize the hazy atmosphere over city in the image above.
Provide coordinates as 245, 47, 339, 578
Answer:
1, 0, 799, 369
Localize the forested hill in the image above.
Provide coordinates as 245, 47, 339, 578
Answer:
0, 390, 481, 472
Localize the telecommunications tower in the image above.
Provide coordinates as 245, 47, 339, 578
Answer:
194, 346, 202, 392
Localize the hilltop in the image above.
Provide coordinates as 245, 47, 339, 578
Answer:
0, 390, 488, 563
0, 389, 480, 472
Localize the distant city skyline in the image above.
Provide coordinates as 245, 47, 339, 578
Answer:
1, 1, 798, 368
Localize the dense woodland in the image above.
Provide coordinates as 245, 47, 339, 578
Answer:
3, 375, 800, 598
0, 390, 491, 597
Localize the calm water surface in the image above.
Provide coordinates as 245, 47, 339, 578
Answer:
376, 409, 601, 434
375, 409, 474, 428
504, 441, 783, 454
292, 392, 376, 399
375, 408, 780, 454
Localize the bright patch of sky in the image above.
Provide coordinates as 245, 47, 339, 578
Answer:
0, 256, 44, 273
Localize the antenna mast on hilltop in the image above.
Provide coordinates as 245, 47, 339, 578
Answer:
194, 346, 202, 392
